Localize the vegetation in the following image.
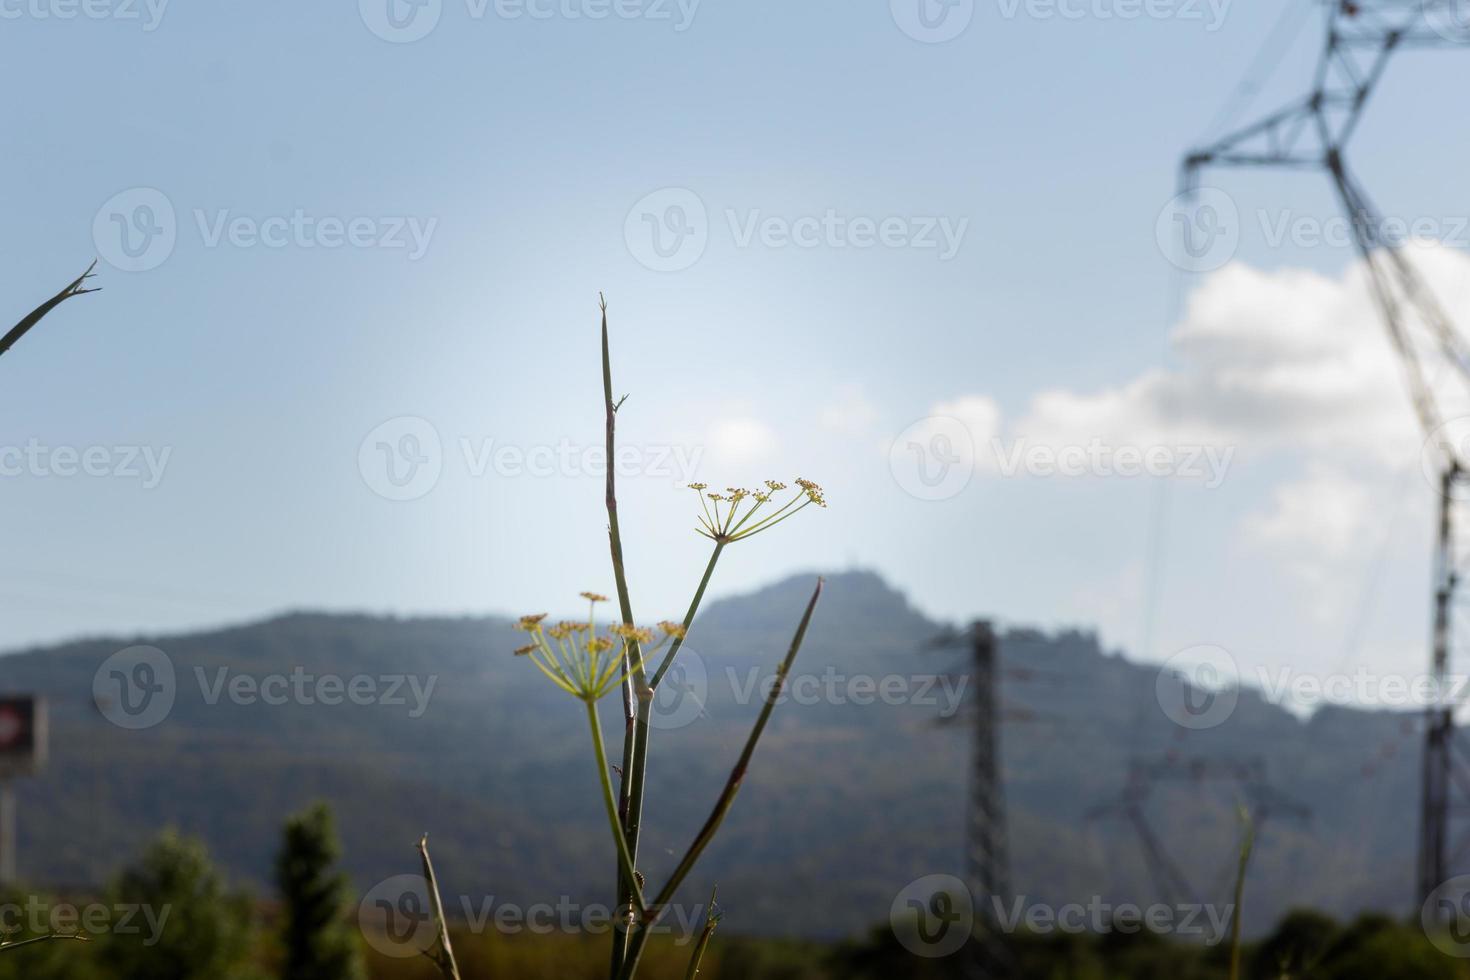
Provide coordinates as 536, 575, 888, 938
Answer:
482, 298, 828, 979
276, 804, 364, 980
829, 912, 1470, 979
0, 820, 1460, 978
99, 830, 260, 980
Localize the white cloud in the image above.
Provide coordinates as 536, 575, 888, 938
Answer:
908, 244, 1470, 480
1240, 462, 1424, 623
908, 245, 1470, 626
1013, 255, 1449, 461
707, 417, 775, 464
1244, 464, 1373, 560
933, 394, 1002, 439
907, 246, 1470, 486
910, 394, 1001, 472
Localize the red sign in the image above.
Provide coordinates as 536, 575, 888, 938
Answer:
0, 698, 44, 775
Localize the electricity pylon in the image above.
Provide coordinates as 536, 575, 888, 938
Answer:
1087, 756, 1310, 909
929, 621, 1016, 978
964, 621, 1011, 979
1179, 0, 1469, 912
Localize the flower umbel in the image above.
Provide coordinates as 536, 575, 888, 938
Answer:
514, 593, 673, 702
691, 478, 827, 543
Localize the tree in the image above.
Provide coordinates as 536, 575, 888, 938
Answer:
101, 829, 258, 980
1254, 908, 1338, 977
275, 803, 363, 980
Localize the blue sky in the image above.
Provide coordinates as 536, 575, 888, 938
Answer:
3, 0, 1468, 709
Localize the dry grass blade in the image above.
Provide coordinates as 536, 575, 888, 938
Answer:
417, 834, 464, 980
0, 261, 100, 361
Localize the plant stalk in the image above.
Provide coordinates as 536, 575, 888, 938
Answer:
618, 540, 724, 968
588, 700, 646, 915
417, 834, 463, 980
649, 541, 724, 691
1227, 806, 1255, 980
682, 887, 719, 980
0, 261, 99, 362
0, 934, 89, 952
601, 296, 646, 974
618, 577, 824, 980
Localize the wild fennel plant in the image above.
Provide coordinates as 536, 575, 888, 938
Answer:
509, 297, 826, 980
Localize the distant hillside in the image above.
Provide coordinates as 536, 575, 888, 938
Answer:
0, 571, 1423, 937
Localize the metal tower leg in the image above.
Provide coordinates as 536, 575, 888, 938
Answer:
965, 622, 1012, 978
1421, 466, 1458, 909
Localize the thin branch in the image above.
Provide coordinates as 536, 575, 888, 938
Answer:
0, 933, 89, 952
619, 578, 825, 980
682, 886, 720, 980
649, 541, 725, 692
417, 834, 463, 980
0, 261, 100, 361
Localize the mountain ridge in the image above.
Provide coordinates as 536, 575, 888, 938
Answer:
0, 569, 1429, 938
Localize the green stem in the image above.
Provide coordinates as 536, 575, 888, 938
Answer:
600, 296, 644, 709
612, 704, 637, 975
601, 296, 645, 975
619, 685, 653, 966
730, 488, 813, 538
621, 539, 725, 973
682, 887, 720, 980
649, 541, 725, 691
588, 701, 646, 915
618, 578, 824, 980
1227, 806, 1254, 980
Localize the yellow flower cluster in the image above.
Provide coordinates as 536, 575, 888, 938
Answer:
689, 478, 828, 543
512, 595, 684, 701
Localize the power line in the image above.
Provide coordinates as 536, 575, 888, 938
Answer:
1182, 0, 1470, 913
1197, 0, 1316, 147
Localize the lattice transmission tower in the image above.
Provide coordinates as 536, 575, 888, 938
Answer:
1180, 0, 1469, 911
1088, 756, 1310, 909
